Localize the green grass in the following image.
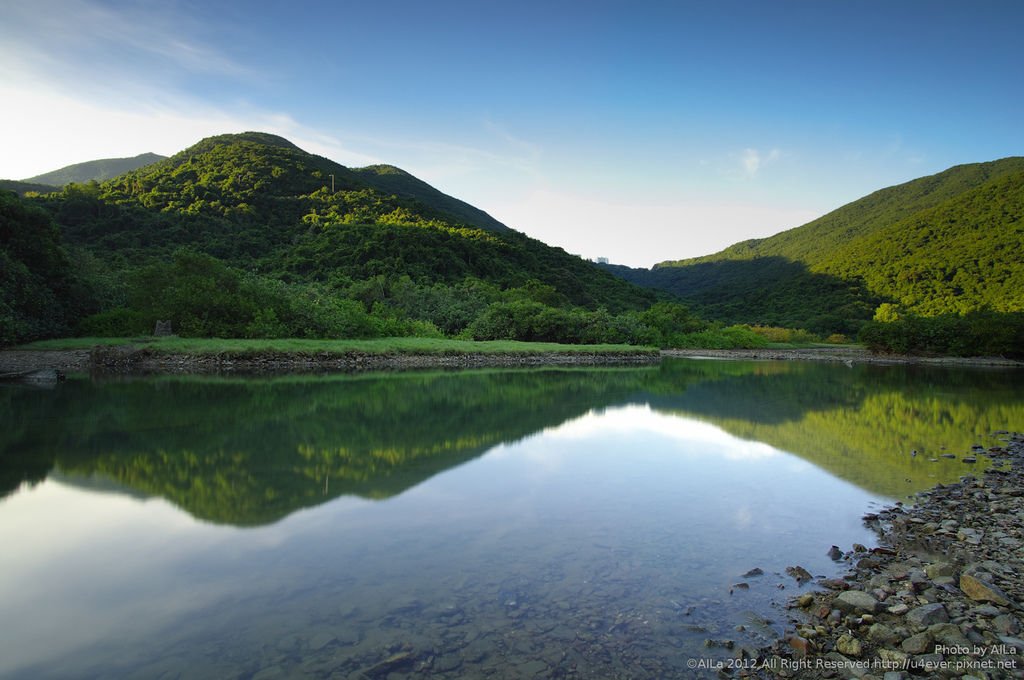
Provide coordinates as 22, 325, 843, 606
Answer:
17, 336, 657, 355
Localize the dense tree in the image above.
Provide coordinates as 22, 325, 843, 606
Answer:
0, 191, 93, 345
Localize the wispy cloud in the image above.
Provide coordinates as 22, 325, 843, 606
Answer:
0, 0, 376, 177
0, 0, 254, 88
741, 147, 781, 177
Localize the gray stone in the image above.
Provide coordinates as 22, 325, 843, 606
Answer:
516, 659, 547, 676
993, 614, 1020, 635
868, 623, 900, 645
434, 654, 462, 673
462, 640, 490, 663
308, 632, 336, 650
905, 603, 949, 629
878, 648, 909, 666
997, 636, 1024, 654
901, 632, 932, 655
925, 562, 955, 580
971, 604, 1003, 617
835, 590, 882, 615
927, 622, 971, 648
915, 653, 944, 670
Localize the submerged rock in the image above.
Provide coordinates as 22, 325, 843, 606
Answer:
758, 431, 1024, 679
785, 565, 813, 584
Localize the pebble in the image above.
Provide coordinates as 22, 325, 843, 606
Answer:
758, 431, 1024, 679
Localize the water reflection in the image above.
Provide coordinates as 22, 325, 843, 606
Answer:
1, 360, 1022, 678
3, 361, 1022, 524
1, 404, 880, 679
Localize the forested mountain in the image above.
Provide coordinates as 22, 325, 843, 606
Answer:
608, 158, 1024, 334
3, 132, 681, 346
0, 180, 60, 196
23, 152, 166, 186
353, 164, 510, 233
38, 132, 649, 308
8, 132, 1018, 352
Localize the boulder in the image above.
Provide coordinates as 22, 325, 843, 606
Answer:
960, 573, 1015, 607
835, 590, 882, 615
901, 632, 932, 655
905, 603, 949, 629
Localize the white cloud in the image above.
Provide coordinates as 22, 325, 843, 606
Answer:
741, 147, 781, 177
0, 82, 379, 179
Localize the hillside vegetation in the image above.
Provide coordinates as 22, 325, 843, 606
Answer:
610, 158, 1024, 338
5, 132, 748, 348
6, 134, 1021, 356
23, 152, 166, 186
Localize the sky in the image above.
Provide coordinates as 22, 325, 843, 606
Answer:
1, 0, 1022, 267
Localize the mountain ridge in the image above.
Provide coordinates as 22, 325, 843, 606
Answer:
2, 131, 658, 345
607, 156, 1024, 332
23, 152, 167, 186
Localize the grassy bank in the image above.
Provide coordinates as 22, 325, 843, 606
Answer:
17, 336, 657, 356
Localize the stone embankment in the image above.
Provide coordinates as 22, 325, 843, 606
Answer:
754, 433, 1024, 680
0, 347, 659, 375
4, 346, 1022, 376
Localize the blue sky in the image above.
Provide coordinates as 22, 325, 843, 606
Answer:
2, 0, 1022, 267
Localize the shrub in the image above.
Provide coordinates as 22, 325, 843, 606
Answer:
671, 325, 769, 349
859, 311, 1024, 358
78, 308, 152, 337
749, 325, 819, 344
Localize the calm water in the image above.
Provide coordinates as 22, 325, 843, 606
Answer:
2, 359, 1022, 679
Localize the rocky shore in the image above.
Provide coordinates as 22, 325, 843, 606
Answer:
4, 345, 1021, 377
752, 432, 1024, 680
0, 346, 659, 376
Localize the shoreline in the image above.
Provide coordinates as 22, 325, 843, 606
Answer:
2, 345, 1022, 377
663, 347, 1024, 368
0, 346, 660, 376
753, 432, 1024, 679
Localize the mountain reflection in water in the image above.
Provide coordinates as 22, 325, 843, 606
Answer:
3, 360, 1022, 525
1, 359, 1022, 679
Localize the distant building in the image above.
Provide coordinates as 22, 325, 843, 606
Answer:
596, 257, 609, 264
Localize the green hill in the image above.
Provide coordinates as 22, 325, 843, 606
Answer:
5, 132, 667, 345
0, 180, 60, 196
608, 157, 1024, 333
353, 164, 510, 233
24, 152, 166, 186
46, 132, 650, 309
